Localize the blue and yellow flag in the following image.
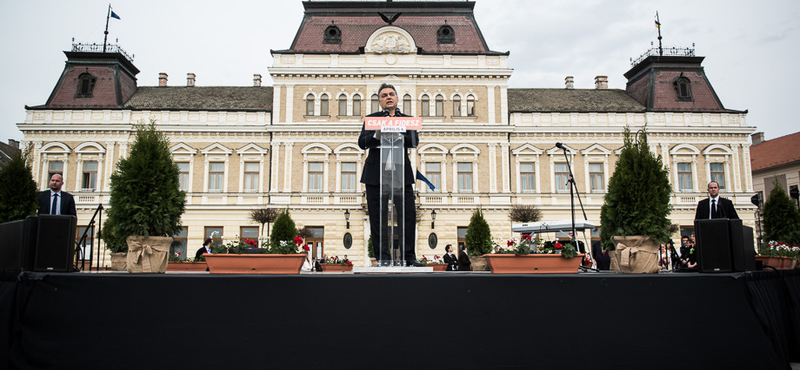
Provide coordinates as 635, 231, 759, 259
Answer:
111, 10, 121, 20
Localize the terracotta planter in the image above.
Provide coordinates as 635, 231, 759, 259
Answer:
319, 263, 353, 272
609, 236, 660, 274
126, 236, 172, 274
204, 254, 305, 274
425, 263, 447, 271
167, 261, 208, 271
110, 252, 127, 271
756, 256, 791, 269
484, 254, 585, 274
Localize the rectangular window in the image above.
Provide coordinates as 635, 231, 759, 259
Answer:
338, 97, 347, 116
240, 226, 260, 248
353, 96, 361, 116
341, 162, 357, 192
457, 162, 472, 192
425, 162, 441, 192
177, 162, 190, 191
205, 226, 223, 247
170, 227, 188, 260
403, 95, 412, 114
453, 96, 461, 117
371, 94, 379, 113
320, 96, 329, 116
48, 161, 63, 180
435, 96, 444, 117
467, 96, 475, 116
243, 162, 259, 192
555, 163, 569, 192
421, 96, 430, 116
457, 226, 469, 253
710, 163, 725, 189
82, 161, 97, 191
677, 163, 693, 191
308, 162, 324, 192
209, 162, 224, 192
520, 162, 535, 192
306, 98, 314, 116
589, 163, 605, 192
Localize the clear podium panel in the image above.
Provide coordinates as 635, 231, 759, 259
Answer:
378, 132, 405, 266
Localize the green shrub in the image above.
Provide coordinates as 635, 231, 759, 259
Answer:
269, 209, 298, 254
762, 180, 800, 247
465, 208, 492, 256
0, 152, 37, 223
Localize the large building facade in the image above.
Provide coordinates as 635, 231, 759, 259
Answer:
18, 1, 757, 267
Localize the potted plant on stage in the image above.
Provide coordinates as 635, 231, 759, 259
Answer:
319, 255, 354, 272
466, 208, 493, 271
204, 209, 307, 274
417, 255, 446, 271
106, 120, 187, 273
756, 240, 799, 270
758, 181, 800, 269
484, 235, 584, 273
599, 126, 672, 273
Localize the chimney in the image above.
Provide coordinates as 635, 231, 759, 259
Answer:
565, 76, 574, 89
751, 132, 765, 145
187, 73, 196, 87
594, 75, 608, 89
253, 74, 262, 87
158, 73, 168, 87
8, 139, 19, 149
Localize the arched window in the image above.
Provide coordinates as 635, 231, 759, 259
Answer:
674, 75, 692, 101
437, 24, 455, 44
371, 94, 379, 113
338, 94, 347, 116
320, 95, 329, 116
76, 73, 96, 98
323, 24, 341, 44
421, 95, 430, 116
353, 95, 361, 116
435, 95, 444, 117
453, 95, 461, 117
306, 96, 315, 116
467, 95, 475, 116
403, 94, 412, 114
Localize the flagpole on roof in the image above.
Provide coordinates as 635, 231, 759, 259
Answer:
655, 11, 663, 56
103, 4, 111, 53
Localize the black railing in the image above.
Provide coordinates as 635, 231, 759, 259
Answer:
631, 46, 695, 66
75, 204, 103, 272
71, 43, 134, 62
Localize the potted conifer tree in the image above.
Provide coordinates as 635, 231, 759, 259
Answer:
466, 208, 492, 271
0, 150, 38, 223
106, 120, 186, 273
600, 126, 672, 273
758, 181, 800, 268
101, 221, 128, 271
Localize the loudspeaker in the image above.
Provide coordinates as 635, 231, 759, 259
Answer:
0, 217, 39, 272
33, 215, 77, 272
694, 219, 733, 273
730, 221, 756, 272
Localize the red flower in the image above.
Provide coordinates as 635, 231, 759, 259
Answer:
423, 255, 428, 261
555, 242, 563, 250
346, 260, 353, 266
177, 252, 181, 256
507, 240, 514, 247
434, 255, 439, 259
302, 245, 309, 251
294, 236, 303, 246
522, 234, 531, 240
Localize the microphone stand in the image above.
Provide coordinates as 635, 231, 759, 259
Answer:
559, 145, 594, 271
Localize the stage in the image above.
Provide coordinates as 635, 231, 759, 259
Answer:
2, 270, 798, 370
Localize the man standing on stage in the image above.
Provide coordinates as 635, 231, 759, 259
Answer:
358, 83, 422, 267
694, 181, 739, 220
38, 174, 77, 216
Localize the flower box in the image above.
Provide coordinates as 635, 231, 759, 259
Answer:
483, 254, 584, 274
755, 256, 793, 270
167, 261, 208, 271
204, 254, 305, 274
319, 263, 353, 272
425, 263, 447, 271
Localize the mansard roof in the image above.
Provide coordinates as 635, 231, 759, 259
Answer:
507, 88, 646, 113
750, 131, 800, 172
124, 86, 273, 111
274, 1, 506, 55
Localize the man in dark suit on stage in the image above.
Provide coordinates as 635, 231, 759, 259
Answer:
694, 181, 739, 220
38, 174, 77, 216
358, 83, 422, 267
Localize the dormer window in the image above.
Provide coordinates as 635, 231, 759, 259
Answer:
324, 23, 341, 44
674, 75, 692, 101
437, 24, 455, 44
76, 72, 96, 98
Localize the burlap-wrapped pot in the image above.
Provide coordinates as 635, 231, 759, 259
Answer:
609, 236, 660, 274
126, 236, 172, 273
110, 252, 127, 271
470, 255, 487, 271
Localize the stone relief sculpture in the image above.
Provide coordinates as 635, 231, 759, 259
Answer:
370, 32, 412, 54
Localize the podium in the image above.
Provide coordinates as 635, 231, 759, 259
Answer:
694, 218, 755, 272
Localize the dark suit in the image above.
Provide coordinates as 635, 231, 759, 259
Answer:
591, 240, 610, 270
443, 253, 458, 271
694, 197, 738, 220
38, 190, 77, 216
458, 250, 472, 271
358, 109, 419, 263
195, 246, 211, 259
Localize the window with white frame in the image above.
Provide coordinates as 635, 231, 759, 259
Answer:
353, 95, 361, 116
320, 95, 329, 116
48, 161, 63, 180
306, 96, 315, 116
677, 163, 693, 191
453, 95, 461, 117
467, 96, 475, 116
457, 162, 472, 192
554, 163, 569, 192
589, 163, 605, 192
425, 162, 441, 191
82, 161, 98, 191
435, 95, 444, 116
209, 162, 224, 192
177, 162, 190, 191
341, 162, 357, 192
371, 94, 379, 113
243, 162, 259, 192
710, 163, 725, 189
403, 94, 412, 114
421, 95, 430, 116
338, 94, 347, 116
308, 162, 324, 192
520, 162, 535, 192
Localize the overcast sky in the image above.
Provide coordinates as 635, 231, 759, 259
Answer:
1, 0, 797, 144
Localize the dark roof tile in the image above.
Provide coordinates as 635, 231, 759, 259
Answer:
508, 88, 646, 113
750, 131, 800, 172
124, 86, 273, 111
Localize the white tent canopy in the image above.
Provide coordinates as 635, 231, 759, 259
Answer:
511, 220, 596, 234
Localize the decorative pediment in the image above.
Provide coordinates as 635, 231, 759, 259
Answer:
546, 145, 576, 155
236, 143, 268, 155
201, 143, 233, 155
669, 143, 700, 155
702, 144, 734, 155
301, 143, 332, 155
419, 143, 448, 154
333, 143, 363, 155
170, 143, 198, 155
40, 142, 71, 153
75, 142, 105, 154
365, 26, 416, 54
580, 143, 611, 155
511, 143, 543, 156
451, 143, 480, 154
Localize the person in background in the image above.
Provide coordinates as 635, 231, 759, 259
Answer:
591, 240, 611, 270
458, 245, 472, 271
195, 238, 213, 259
443, 244, 458, 271
38, 174, 77, 216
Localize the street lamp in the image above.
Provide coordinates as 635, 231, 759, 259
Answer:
431, 209, 437, 229
344, 209, 350, 229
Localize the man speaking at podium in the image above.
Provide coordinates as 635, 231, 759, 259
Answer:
358, 83, 422, 266
694, 181, 739, 220
38, 174, 77, 216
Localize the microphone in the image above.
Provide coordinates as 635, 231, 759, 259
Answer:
556, 142, 569, 152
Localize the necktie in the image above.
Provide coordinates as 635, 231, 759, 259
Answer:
51, 193, 59, 215
711, 199, 717, 219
